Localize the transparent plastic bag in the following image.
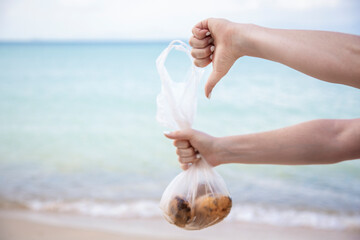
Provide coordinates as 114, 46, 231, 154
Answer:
156, 40, 232, 230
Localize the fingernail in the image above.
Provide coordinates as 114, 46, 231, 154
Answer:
208, 38, 213, 44
209, 54, 213, 60
163, 131, 171, 135
205, 31, 211, 36
210, 46, 215, 52
208, 91, 212, 99
196, 153, 201, 159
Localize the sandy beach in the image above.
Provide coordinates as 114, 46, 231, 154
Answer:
0, 209, 359, 240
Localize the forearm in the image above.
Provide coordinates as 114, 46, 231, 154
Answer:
242, 25, 360, 88
216, 119, 360, 165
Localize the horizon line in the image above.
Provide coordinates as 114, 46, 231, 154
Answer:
0, 39, 189, 44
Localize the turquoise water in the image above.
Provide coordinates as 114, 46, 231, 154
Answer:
0, 42, 359, 229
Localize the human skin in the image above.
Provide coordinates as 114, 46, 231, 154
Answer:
189, 18, 360, 98
164, 18, 360, 170
164, 119, 360, 170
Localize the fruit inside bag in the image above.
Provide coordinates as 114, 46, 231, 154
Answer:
160, 159, 232, 230
156, 40, 232, 230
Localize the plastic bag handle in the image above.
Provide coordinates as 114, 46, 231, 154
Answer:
156, 40, 204, 130
156, 40, 195, 84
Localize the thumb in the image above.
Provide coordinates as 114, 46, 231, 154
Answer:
205, 44, 237, 98
163, 129, 194, 140
205, 70, 225, 98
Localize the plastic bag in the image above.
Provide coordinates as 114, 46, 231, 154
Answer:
156, 40, 232, 230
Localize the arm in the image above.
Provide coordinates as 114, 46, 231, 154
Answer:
189, 18, 360, 97
164, 119, 360, 168
217, 119, 360, 165
247, 27, 360, 89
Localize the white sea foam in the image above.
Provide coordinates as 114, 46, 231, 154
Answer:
228, 205, 360, 230
27, 200, 162, 218
24, 200, 360, 230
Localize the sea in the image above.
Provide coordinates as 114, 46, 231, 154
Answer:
0, 41, 359, 230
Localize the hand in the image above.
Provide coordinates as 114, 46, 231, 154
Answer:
189, 18, 253, 98
164, 129, 220, 170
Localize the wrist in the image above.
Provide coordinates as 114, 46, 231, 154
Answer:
213, 136, 240, 165
233, 23, 264, 58
214, 135, 254, 165
211, 137, 225, 166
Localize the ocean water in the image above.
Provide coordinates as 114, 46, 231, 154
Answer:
0, 42, 359, 230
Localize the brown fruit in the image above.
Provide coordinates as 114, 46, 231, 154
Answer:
191, 194, 232, 228
168, 196, 192, 227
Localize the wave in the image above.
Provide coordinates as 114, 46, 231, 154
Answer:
9, 199, 359, 230
229, 205, 360, 230
26, 199, 162, 218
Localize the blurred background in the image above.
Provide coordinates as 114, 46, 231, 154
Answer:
0, 0, 360, 232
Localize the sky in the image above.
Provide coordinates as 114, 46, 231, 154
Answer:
0, 0, 359, 41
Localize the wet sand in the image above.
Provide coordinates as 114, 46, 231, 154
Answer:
0, 209, 359, 240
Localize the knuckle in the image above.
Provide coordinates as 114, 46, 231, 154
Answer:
182, 157, 193, 163
194, 60, 202, 67
196, 28, 202, 37
192, 29, 199, 38
200, 39, 208, 48
181, 163, 188, 170
183, 148, 191, 156
205, 47, 212, 55
191, 50, 198, 58
178, 140, 189, 148
179, 148, 193, 157
185, 148, 191, 154
188, 147, 195, 155
189, 36, 195, 46
174, 140, 184, 148
200, 50, 207, 58
195, 39, 207, 48
194, 59, 208, 68
196, 49, 210, 58
191, 28, 196, 36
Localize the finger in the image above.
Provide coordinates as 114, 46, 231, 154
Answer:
205, 69, 226, 99
164, 129, 194, 140
180, 163, 189, 170
192, 19, 210, 39
189, 35, 213, 48
173, 140, 190, 149
191, 45, 214, 59
178, 156, 196, 164
176, 147, 196, 157
192, 29, 210, 40
194, 58, 212, 68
